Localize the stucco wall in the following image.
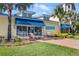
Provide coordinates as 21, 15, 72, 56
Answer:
0, 15, 60, 39
0, 16, 8, 37
11, 16, 16, 39
0, 15, 16, 39
44, 21, 60, 35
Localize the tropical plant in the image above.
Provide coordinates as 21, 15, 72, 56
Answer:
0, 3, 6, 14
54, 5, 65, 21
15, 3, 33, 16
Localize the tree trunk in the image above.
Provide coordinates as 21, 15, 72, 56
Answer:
7, 5, 12, 42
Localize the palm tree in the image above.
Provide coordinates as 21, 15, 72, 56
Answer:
15, 3, 33, 16
0, 3, 33, 42
0, 3, 6, 14
0, 3, 13, 41
54, 5, 65, 22
54, 5, 65, 33
63, 10, 76, 34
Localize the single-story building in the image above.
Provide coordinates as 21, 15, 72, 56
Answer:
0, 15, 60, 39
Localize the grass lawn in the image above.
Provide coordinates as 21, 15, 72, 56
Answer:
0, 42, 79, 56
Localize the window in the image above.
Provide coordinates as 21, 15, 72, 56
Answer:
46, 26, 55, 30
17, 26, 43, 36
68, 5, 70, 8
61, 28, 70, 33
35, 27, 42, 35
17, 26, 27, 36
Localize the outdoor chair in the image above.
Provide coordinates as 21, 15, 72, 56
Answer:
29, 33, 37, 41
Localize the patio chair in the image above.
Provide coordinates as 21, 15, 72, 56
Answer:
29, 33, 37, 41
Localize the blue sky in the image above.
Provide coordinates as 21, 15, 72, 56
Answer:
4, 3, 79, 17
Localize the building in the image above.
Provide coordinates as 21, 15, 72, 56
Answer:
0, 14, 60, 39
62, 3, 75, 12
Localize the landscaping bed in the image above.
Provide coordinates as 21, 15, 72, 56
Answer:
0, 39, 38, 47
67, 34, 79, 40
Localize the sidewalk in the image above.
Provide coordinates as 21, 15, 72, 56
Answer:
37, 38, 79, 49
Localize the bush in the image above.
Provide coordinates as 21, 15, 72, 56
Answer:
59, 33, 68, 38
52, 34, 60, 37
52, 33, 68, 38
74, 35, 79, 39
74, 32, 79, 35
75, 24, 79, 33
14, 36, 22, 42
67, 35, 74, 38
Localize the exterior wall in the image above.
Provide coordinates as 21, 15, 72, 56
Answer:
0, 15, 60, 39
0, 15, 16, 39
44, 21, 60, 35
11, 16, 16, 39
0, 16, 8, 38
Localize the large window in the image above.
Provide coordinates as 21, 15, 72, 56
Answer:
46, 26, 55, 30
17, 26, 27, 36
28, 27, 35, 35
35, 27, 42, 35
17, 26, 42, 36
61, 28, 70, 33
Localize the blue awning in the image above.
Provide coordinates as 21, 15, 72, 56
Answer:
16, 18, 45, 26
61, 24, 72, 28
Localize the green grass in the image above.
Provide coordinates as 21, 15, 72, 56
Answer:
0, 42, 79, 56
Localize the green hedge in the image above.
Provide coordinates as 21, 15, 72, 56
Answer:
75, 24, 79, 33
52, 33, 69, 38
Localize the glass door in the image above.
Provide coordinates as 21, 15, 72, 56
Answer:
28, 27, 35, 35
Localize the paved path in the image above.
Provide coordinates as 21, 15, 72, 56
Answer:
37, 38, 79, 49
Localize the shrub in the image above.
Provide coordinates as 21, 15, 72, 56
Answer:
52, 34, 60, 37
74, 32, 79, 35
75, 24, 79, 33
74, 35, 79, 39
67, 35, 74, 38
14, 36, 22, 42
59, 33, 69, 38
51, 33, 68, 38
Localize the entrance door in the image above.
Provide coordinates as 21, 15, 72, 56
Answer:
28, 27, 35, 35
17, 26, 27, 36
28, 27, 42, 36
35, 27, 42, 36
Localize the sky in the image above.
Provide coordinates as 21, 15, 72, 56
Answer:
4, 3, 79, 17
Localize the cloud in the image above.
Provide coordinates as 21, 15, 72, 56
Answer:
39, 4, 50, 11
32, 4, 51, 17
42, 12, 47, 14
34, 4, 50, 11
32, 13, 42, 17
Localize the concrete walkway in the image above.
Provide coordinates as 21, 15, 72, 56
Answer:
37, 38, 79, 49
